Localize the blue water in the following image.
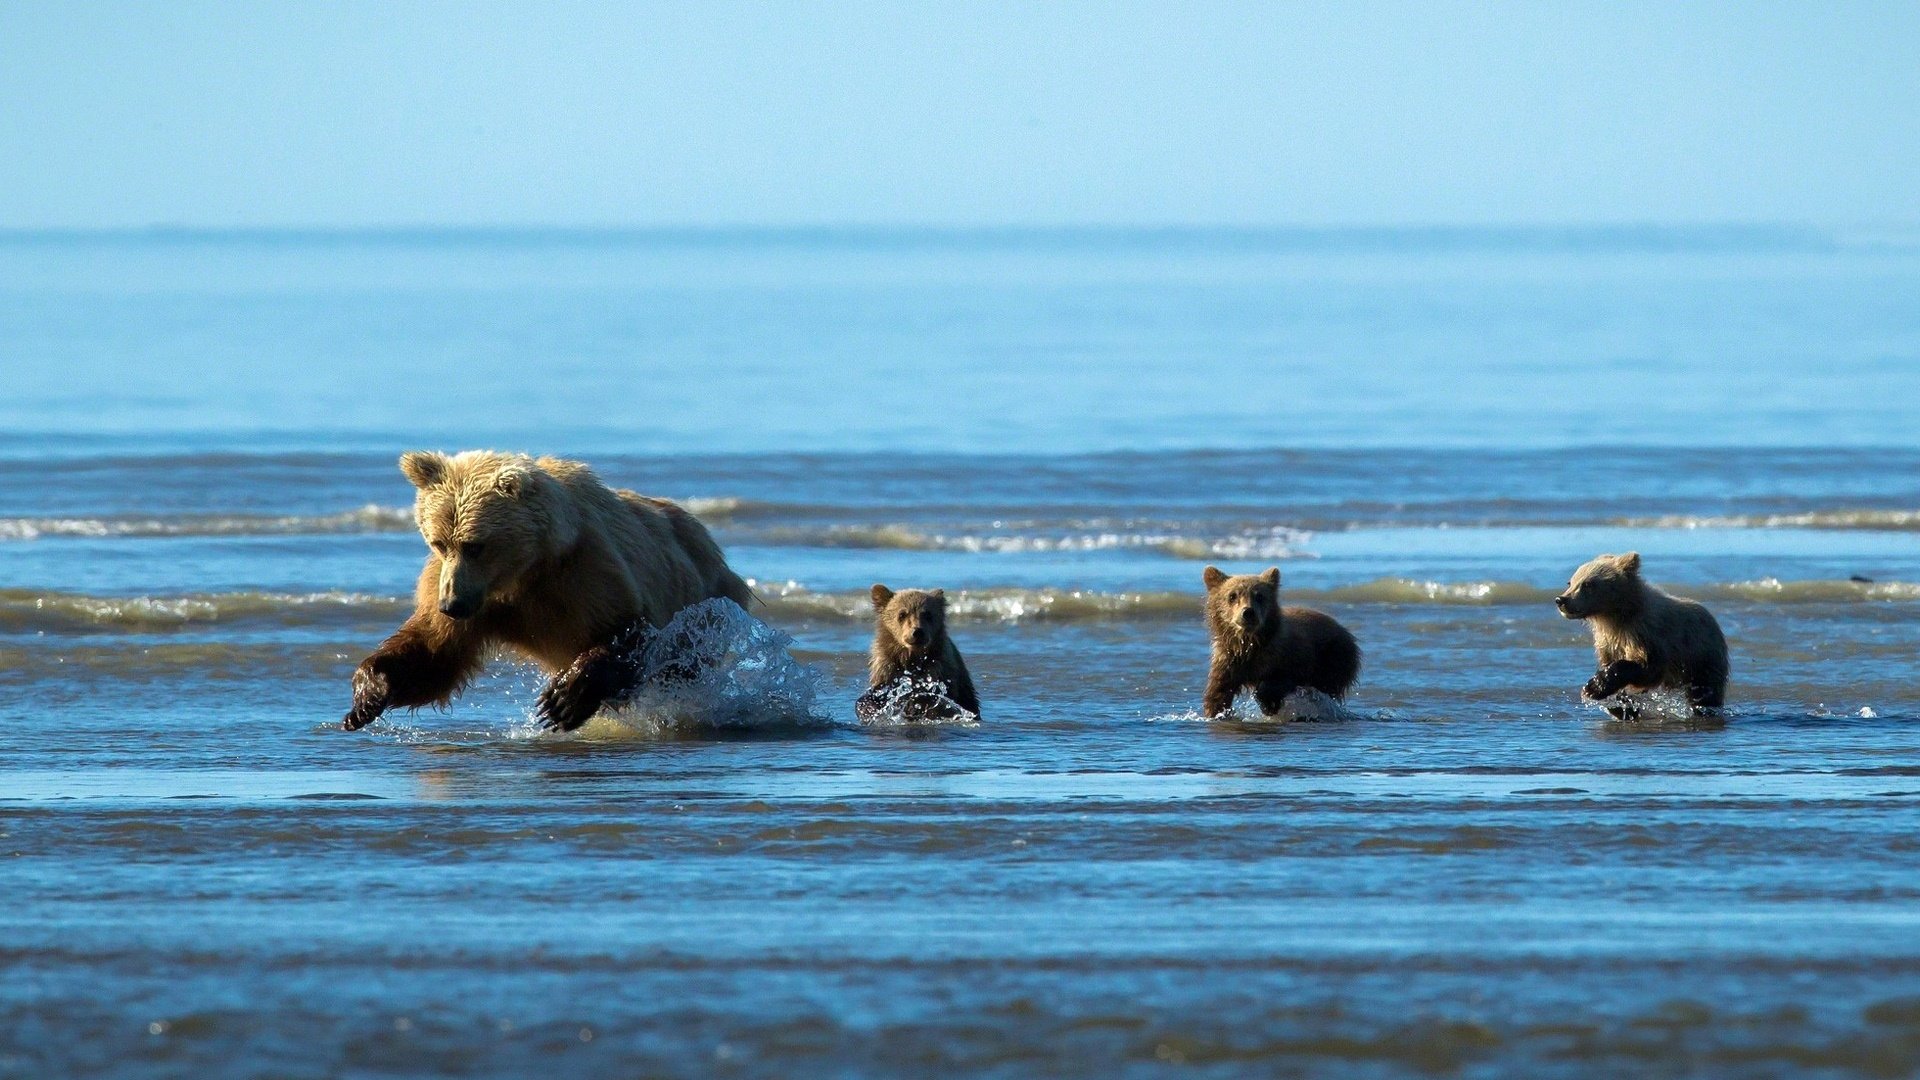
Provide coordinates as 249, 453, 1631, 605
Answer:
5, 229, 1920, 1077
5, 226, 1918, 453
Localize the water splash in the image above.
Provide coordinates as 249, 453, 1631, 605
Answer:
581, 598, 831, 737
1585, 687, 1726, 728
855, 674, 980, 727
1149, 688, 1367, 724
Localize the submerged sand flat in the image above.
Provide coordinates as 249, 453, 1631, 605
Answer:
6, 231, 1920, 1076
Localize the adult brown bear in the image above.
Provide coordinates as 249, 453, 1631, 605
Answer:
342, 450, 751, 732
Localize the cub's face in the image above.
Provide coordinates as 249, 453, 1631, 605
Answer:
1203, 565, 1281, 642
870, 584, 947, 660
1555, 551, 1641, 620
402, 450, 542, 620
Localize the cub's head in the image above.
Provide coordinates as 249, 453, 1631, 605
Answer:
400, 450, 579, 620
1203, 565, 1282, 645
1555, 552, 1642, 620
870, 584, 948, 660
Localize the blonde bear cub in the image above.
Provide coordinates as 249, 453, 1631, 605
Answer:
1555, 551, 1729, 718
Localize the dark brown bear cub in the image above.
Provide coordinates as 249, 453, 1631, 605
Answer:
856, 584, 980, 721
1202, 566, 1360, 717
1555, 551, 1728, 718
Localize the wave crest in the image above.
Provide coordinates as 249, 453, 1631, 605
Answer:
1614, 509, 1920, 531
0, 588, 407, 632
7, 574, 1918, 636
751, 523, 1311, 559
0, 505, 416, 541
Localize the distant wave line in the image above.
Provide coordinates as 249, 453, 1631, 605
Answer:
0, 498, 756, 541
7, 577, 1919, 634
7, 501, 1920, 543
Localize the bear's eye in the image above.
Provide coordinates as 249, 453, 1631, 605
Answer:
461, 541, 485, 559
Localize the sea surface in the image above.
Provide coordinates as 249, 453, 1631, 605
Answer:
5, 229, 1920, 1077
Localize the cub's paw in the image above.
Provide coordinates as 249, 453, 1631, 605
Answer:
1581, 674, 1612, 701
343, 665, 391, 731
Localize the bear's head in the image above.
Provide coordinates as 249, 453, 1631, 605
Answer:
399, 450, 581, 620
1203, 565, 1282, 646
870, 584, 948, 660
1555, 552, 1642, 620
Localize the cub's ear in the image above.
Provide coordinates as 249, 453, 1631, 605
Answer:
1618, 551, 1641, 574
929, 588, 946, 601
1259, 567, 1281, 587
399, 451, 449, 489
1202, 566, 1228, 592
870, 584, 894, 610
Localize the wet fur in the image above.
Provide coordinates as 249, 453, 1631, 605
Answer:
1201, 566, 1361, 717
856, 584, 980, 720
1556, 552, 1729, 718
344, 451, 752, 732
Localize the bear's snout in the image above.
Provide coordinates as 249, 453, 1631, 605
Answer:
439, 596, 478, 620
909, 627, 929, 647
1554, 594, 1578, 618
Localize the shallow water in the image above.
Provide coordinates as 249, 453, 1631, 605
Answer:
5, 230, 1920, 1077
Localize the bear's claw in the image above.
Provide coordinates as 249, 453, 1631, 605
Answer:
343, 666, 391, 731
534, 678, 592, 732
534, 641, 637, 733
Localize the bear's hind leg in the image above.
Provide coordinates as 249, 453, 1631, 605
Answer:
1686, 681, 1725, 713
1253, 678, 1298, 717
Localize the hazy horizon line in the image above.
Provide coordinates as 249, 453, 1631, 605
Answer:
3, 220, 1915, 252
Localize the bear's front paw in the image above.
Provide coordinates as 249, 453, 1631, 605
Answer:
535, 672, 597, 733
1581, 674, 1612, 701
535, 645, 630, 733
343, 664, 391, 731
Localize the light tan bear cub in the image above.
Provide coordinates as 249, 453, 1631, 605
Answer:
343, 450, 752, 732
855, 584, 980, 721
1555, 551, 1728, 718
1202, 566, 1361, 717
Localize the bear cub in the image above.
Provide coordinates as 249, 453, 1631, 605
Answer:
1556, 551, 1728, 718
855, 584, 980, 721
1202, 565, 1361, 717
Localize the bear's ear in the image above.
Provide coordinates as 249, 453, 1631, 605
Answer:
870, 584, 894, 610
1259, 567, 1281, 587
1202, 566, 1228, 592
399, 451, 449, 489
494, 469, 525, 498
1618, 551, 1641, 574
929, 588, 946, 601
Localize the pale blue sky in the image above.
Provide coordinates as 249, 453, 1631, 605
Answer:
1, 1, 1915, 229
